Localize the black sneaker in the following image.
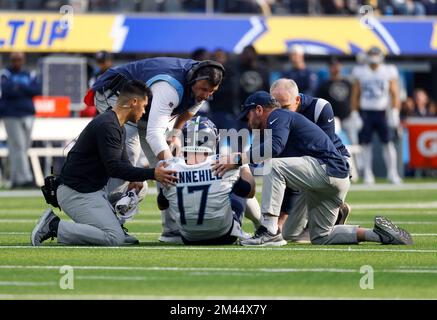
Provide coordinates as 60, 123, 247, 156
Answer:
336, 202, 351, 225
240, 226, 287, 247
31, 209, 59, 246
374, 216, 413, 245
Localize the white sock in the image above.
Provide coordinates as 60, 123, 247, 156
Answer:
361, 144, 374, 179
262, 214, 279, 234
383, 142, 400, 179
245, 197, 262, 229
364, 229, 381, 242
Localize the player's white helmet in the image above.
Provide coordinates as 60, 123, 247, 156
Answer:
367, 46, 384, 65
181, 116, 219, 155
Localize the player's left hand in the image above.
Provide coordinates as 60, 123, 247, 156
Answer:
212, 153, 239, 177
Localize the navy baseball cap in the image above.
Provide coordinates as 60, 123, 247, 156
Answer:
95, 50, 112, 62
237, 91, 277, 121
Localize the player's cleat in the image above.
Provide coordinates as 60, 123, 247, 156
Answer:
336, 202, 351, 225
373, 216, 413, 245
121, 225, 139, 245
159, 230, 183, 244
240, 226, 287, 247
31, 209, 59, 246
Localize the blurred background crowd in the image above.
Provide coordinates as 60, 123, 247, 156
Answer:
1, 0, 437, 15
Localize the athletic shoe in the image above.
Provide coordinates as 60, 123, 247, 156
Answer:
363, 174, 375, 185
388, 175, 403, 185
373, 216, 413, 245
159, 230, 183, 244
240, 226, 287, 247
121, 225, 139, 245
31, 209, 59, 246
336, 202, 351, 225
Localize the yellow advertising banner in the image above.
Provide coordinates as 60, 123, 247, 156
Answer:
0, 13, 116, 52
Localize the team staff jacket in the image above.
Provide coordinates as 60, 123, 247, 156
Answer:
60, 111, 154, 193
247, 108, 349, 179
298, 93, 350, 158
92, 57, 199, 117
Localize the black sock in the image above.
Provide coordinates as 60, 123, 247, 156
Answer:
49, 216, 60, 236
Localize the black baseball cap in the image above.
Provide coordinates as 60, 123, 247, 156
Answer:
237, 91, 277, 121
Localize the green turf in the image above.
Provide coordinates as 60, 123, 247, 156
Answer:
0, 184, 437, 299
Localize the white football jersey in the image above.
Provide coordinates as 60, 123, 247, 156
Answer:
162, 156, 240, 241
352, 64, 398, 111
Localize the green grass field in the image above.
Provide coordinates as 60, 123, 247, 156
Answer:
0, 182, 437, 299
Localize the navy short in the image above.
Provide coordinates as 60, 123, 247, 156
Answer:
359, 110, 390, 144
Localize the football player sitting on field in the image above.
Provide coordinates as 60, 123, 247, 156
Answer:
157, 116, 256, 245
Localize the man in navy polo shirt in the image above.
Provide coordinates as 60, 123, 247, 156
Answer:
214, 91, 412, 246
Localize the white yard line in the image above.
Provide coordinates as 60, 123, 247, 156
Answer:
1, 265, 437, 274
0, 232, 435, 237
0, 281, 56, 286
1, 183, 437, 198
351, 202, 437, 209
0, 219, 163, 224
348, 221, 437, 225
0, 246, 436, 253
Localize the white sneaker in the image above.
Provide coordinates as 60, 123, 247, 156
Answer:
240, 226, 287, 247
158, 230, 183, 244
388, 175, 403, 185
363, 173, 375, 185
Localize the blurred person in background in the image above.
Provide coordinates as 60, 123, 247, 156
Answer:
351, 46, 402, 184
209, 48, 240, 130
316, 57, 353, 143
388, 0, 426, 15
282, 44, 318, 96
82, 51, 114, 117
89, 50, 113, 87
411, 88, 434, 117
191, 48, 210, 61
236, 45, 270, 105
0, 52, 41, 189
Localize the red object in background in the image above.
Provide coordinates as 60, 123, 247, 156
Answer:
405, 118, 437, 169
80, 89, 97, 117
33, 96, 70, 117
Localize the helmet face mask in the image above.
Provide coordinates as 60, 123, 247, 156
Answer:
181, 117, 219, 157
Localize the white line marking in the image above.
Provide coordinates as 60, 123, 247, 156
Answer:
76, 276, 150, 281
3, 218, 437, 226
1, 265, 437, 274
0, 219, 162, 224
1, 232, 435, 237
0, 281, 56, 286
351, 202, 437, 209
1, 183, 437, 197
0, 246, 436, 253
348, 221, 437, 225
349, 183, 437, 191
